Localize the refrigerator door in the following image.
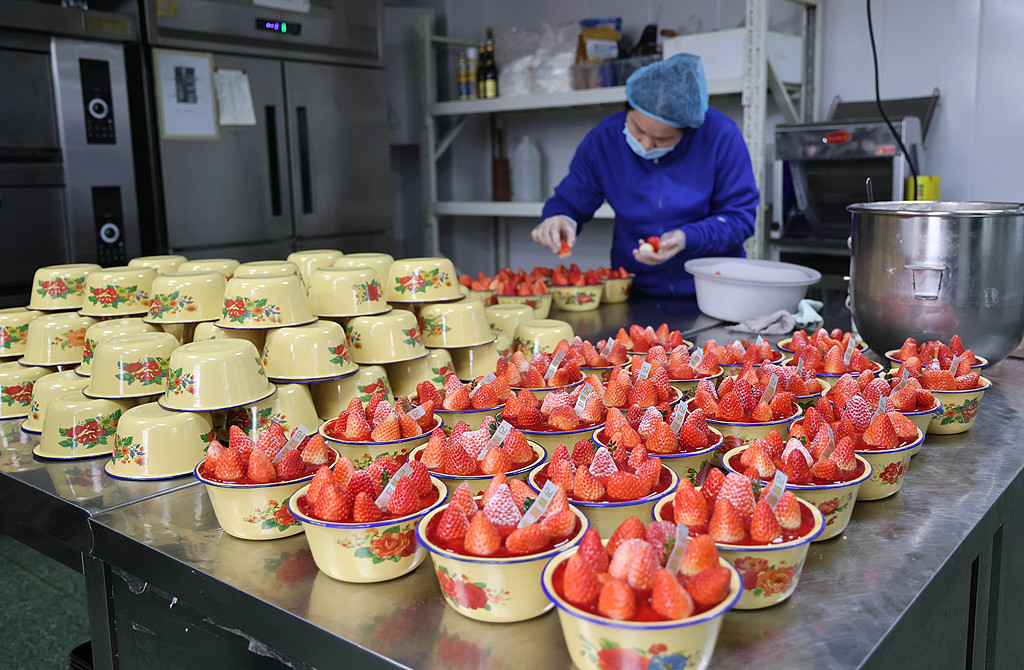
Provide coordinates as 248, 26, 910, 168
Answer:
160, 52, 291, 254
0, 185, 69, 304
284, 61, 392, 241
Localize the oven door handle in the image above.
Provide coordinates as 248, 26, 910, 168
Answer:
297, 106, 312, 214
265, 105, 282, 217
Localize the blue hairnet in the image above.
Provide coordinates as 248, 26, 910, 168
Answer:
625, 53, 708, 129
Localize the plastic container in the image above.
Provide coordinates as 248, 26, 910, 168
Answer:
511, 135, 542, 202
684, 257, 820, 323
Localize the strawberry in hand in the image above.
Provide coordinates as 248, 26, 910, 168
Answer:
557, 239, 572, 258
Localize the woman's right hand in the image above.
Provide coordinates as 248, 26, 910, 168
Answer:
531, 216, 577, 254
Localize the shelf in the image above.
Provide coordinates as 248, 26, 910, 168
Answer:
435, 201, 615, 219
431, 78, 745, 117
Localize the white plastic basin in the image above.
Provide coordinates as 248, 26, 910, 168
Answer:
684, 257, 821, 323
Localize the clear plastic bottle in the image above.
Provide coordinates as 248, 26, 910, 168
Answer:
511, 134, 542, 202
464, 47, 477, 100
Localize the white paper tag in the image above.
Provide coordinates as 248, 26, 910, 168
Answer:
469, 372, 496, 398
795, 357, 804, 376
518, 480, 560, 528
761, 373, 779, 404
842, 338, 857, 365
374, 462, 415, 508
489, 420, 513, 447
891, 367, 910, 395
820, 424, 837, 461
782, 438, 813, 467
690, 349, 704, 367
755, 335, 766, 348
670, 402, 689, 432
600, 338, 614, 357
664, 523, 691, 574
544, 350, 566, 380
764, 470, 789, 509
949, 354, 961, 375
574, 385, 594, 417
271, 424, 309, 464
407, 404, 426, 421
638, 361, 652, 380
873, 396, 887, 419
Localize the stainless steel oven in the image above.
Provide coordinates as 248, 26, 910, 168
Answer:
0, 0, 143, 305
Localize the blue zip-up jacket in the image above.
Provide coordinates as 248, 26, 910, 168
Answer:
542, 109, 759, 299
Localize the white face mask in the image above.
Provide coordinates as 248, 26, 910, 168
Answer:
623, 123, 677, 160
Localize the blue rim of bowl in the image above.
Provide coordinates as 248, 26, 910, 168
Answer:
526, 463, 677, 509
511, 379, 585, 396
192, 447, 338, 490
407, 440, 547, 483
883, 349, 989, 370
902, 400, 943, 418
158, 383, 277, 413
719, 351, 787, 368
104, 458, 193, 481
780, 337, 867, 355
541, 547, 742, 630
926, 376, 993, 397
33, 444, 112, 461
518, 419, 605, 441
318, 416, 444, 447
652, 495, 827, 550
20, 419, 41, 434
414, 504, 589, 566
719, 445, 874, 491
701, 401, 804, 429
853, 425, 925, 456
287, 476, 448, 530
590, 426, 724, 462
796, 378, 831, 403
267, 366, 359, 384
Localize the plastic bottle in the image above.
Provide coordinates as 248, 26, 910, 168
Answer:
464, 47, 477, 100
511, 134, 542, 202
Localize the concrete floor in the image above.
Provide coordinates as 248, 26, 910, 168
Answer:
0, 533, 90, 669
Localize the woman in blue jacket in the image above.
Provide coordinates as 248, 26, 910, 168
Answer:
531, 53, 759, 300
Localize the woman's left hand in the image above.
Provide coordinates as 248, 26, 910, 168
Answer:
632, 229, 686, 265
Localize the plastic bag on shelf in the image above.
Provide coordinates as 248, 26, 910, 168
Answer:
494, 26, 541, 97
532, 23, 577, 95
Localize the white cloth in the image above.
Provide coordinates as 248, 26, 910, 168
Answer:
724, 299, 824, 335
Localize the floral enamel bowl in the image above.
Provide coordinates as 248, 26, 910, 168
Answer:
194, 447, 339, 540
28, 263, 101, 311
0, 307, 43, 358
408, 440, 546, 495
0, 361, 52, 419
654, 495, 824, 609
854, 425, 924, 500
591, 425, 723, 486
542, 546, 740, 670
721, 445, 873, 541
319, 416, 441, 470
927, 377, 992, 435
288, 476, 447, 583
416, 503, 589, 622
105, 403, 215, 480
551, 284, 603, 312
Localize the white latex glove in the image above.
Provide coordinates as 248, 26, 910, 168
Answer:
531, 215, 577, 255
632, 229, 686, 265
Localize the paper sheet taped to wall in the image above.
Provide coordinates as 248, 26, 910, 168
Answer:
214, 69, 257, 126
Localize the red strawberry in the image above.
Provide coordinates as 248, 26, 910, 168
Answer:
275, 449, 305, 481
313, 482, 350, 522
646, 421, 678, 455
627, 378, 658, 408
306, 465, 333, 505
299, 433, 329, 466
701, 467, 726, 507
589, 446, 618, 479
773, 491, 802, 529
214, 448, 244, 481
673, 479, 709, 527
636, 457, 661, 489
540, 508, 576, 539
505, 524, 551, 555
571, 438, 595, 467
383, 477, 416, 517
246, 447, 276, 483
449, 481, 478, 519
605, 516, 646, 557
228, 425, 254, 456
480, 446, 512, 475
578, 528, 610, 572
605, 471, 649, 501
421, 428, 446, 468
685, 566, 732, 608
563, 553, 602, 608
344, 412, 371, 441
830, 436, 857, 471
708, 498, 746, 543
464, 510, 501, 556
652, 568, 694, 620
202, 440, 224, 474
645, 521, 677, 563
624, 539, 660, 591
548, 406, 580, 431
717, 473, 756, 519
573, 466, 605, 501
597, 578, 636, 621
811, 458, 841, 482
502, 429, 534, 464
955, 371, 980, 390
784, 449, 812, 485
480, 473, 509, 506
716, 393, 744, 421
370, 415, 401, 442
863, 414, 898, 448
887, 411, 919, 442
441, 442, 477, 476
436, 504, 470, 541
351, 491, 382, 523
680, 534, 718, 577
822, 345, 844, 374
482, 483, 522, 528
548, 458, 576, 491
749, 501, 783, 542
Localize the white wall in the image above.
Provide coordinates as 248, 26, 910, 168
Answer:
407, 0, 1024, 277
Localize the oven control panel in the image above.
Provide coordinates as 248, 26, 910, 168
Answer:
79, 58, 115, 144
92, 186, 126, 264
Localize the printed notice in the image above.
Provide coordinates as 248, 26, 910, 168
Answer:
213, 69, 257, 126
155, 49, 218, 139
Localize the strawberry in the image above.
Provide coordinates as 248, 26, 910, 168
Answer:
416, 381, 439, 407
811, 457, 840, 482
470, 384, 498, 410
214, 448, 244, 481
605, 516, 646, 557
887, 411, 919, 442
482, 483, 522, 528
346, 470, 376, 500
386, 478, 419, 517
627, 378, 658, 408
344, 412, 372, 441
371, 415, 401, 442
578, 528, 610, 572
685, 566, 732, 609
313, 482, 350, 521
563, 553, 602, 608
228, 426, 255, 459
351, 491, 382, 523
955, 371, 980, 390
275, 449, 305, 481
548, 458, 576, 491
863, 414, 898, 448
369, 401, 395, 428
680, 534, 719, 577
717, 473, 756, 519
395, 411, 422, 439
645, 521, 677, 563
540, 508, 576, 539
636, 457, 662, 489
750, 446, 777, 480
652, 568, 694, 620
421, 428, 446, 468
822, 345, 845, 374
674, 479, 709, 527
598, 578, 636, 621
784, 449, 812, 485
505, 525, 550, 555
701, 467, 725, 507
921, 368, 956, 391
749, 501, 783, 542
773, 491, 802, 529
830, 436, 857, 471
708, 498, 746, 543
571, 438, 595, 467
300, 433, 329, 465
443, 385, 471, 411
245, 447, 275, 484
480, 473, 509, 506
547, 406, 580, 431
646, 421, 678, 454
449, 481, 478, 519
464, 511, 501, 556
623, 539, 660, 591
441, 442, 477, 476
605, 471, 649, 501
573, 466, 605, 501
202, 440, 224, 474
843, 395, 873, 432
716, 393, 744, 421
589, 446, 618, 479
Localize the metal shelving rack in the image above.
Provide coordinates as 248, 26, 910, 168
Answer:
417, 0, 823, 264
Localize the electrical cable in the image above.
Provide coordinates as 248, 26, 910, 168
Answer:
866, 0, 920, 198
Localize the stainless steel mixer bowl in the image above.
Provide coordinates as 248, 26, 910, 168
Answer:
849, 201, 1024, 365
